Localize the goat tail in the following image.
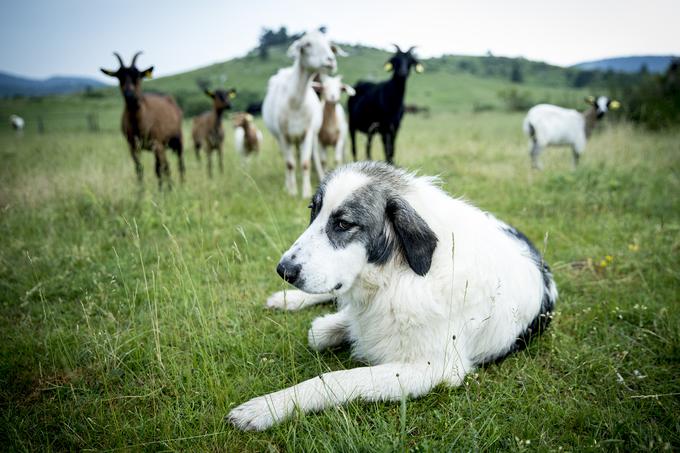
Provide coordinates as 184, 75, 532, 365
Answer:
522, 117, 535, 139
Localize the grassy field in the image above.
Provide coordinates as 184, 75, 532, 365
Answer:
1, 92, 679, 451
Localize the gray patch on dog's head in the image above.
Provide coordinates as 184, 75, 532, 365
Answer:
315, 161, 438, 275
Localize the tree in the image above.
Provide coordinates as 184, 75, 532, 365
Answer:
511, 62, 524, 83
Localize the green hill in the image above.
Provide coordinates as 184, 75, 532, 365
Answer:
1, 44, 638, 134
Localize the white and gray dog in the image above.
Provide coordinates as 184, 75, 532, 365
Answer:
229, 161, 557, 430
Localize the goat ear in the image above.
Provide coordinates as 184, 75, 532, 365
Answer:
386, 196, 438, 276
331, 44, 348, 57
100, 68, 118, 77
287, 39, 302, 58
141, 67, 153, 79
342, 84, 356, 96
228, 89, 237, 99
311, 81, 323, 93
609, 100, 621, 110
204, 89, 214, 98
584, 96, 595, 105
415, 63, 425, 73
384, 62, 393, 72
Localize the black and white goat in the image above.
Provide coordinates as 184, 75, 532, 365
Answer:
348, 45, 423, 164
523, 96, 621, 169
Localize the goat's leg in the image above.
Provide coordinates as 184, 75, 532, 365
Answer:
530, 140, 542, 170
335, 135, 345, 166
218, 144, 224, 175
129, 145, 143, 183
349, 127, 357, 161
381, 132, 394, 164
280, 138, 297, 196
366, 131, 374, 160
206, 149, 213, 178
300, 133, 315, 198
176, 141, 185, 184
154, 144, 172, 190
571, 145, 582, 168
194, 141, 201, 161
387, 129, 398, 164
312, 137, 325, 181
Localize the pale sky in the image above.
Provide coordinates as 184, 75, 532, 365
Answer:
1, 0, 678, 82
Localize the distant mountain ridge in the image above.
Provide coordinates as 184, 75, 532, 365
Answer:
573, 56, 677, 74
0, 71, 107, 97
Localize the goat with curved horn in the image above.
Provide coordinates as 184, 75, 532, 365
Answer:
99, 50, 185, 190
130, 51, 143, 68
113, 52, 125, 68
392, 44, 402, 53
406, 46, 417, 54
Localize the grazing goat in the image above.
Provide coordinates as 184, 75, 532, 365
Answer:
262, 30, 345, 197
101, 52, 184, 189
312, 75, 355, 168
9, 115, 24, 134
348, 45, 423, 164
192, 88, 236, 177
523, 96, 620, 169
233, 113, 263, 157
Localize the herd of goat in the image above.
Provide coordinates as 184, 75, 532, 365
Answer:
9, 30, 620, 192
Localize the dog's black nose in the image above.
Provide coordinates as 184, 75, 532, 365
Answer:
277, 259, 301, 284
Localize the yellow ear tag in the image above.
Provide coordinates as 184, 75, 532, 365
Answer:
610, 100, 621, 110
415, 63, 424, 73
229, 91, 237, 99
585, 96, 595, 104
384, 62, 393, 72
145, 70, 153, 79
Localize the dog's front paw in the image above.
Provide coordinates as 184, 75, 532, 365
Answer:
228, 394, 286, 431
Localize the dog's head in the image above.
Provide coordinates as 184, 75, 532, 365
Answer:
276, 162, 438, 294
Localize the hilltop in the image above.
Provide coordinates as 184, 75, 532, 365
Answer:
0, 44, 643, 133
574, 55, 676, 74
0, 71, 106, 98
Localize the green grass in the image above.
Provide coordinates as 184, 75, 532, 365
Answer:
1, 102, 679, 451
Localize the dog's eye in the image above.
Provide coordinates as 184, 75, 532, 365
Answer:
336, 220, 353, 231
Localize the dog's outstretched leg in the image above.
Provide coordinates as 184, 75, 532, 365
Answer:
308, 310, 350, 351
266, 290, 334, 311
228, 362, 459, 431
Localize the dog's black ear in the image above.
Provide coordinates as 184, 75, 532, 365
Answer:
386, 196, 438, 276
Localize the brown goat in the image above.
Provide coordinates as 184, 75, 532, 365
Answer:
192, 88, 236, 177
101, 52, 184, 189
233, 113, 262, 157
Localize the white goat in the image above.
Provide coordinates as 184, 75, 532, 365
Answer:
9, 115, 25, 133
312, 75, 355, 169
262, 30, 345, 197
523, 96, 620, 169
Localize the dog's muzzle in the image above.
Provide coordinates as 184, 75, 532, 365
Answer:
276, 258, 301, 285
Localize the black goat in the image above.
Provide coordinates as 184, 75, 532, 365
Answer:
348, 45, 423, 164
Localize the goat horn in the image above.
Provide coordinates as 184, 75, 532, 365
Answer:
407, 46, 417, 54
391, 43, 402, 53
113, 52, 125, 68
130, 51, 143, 68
